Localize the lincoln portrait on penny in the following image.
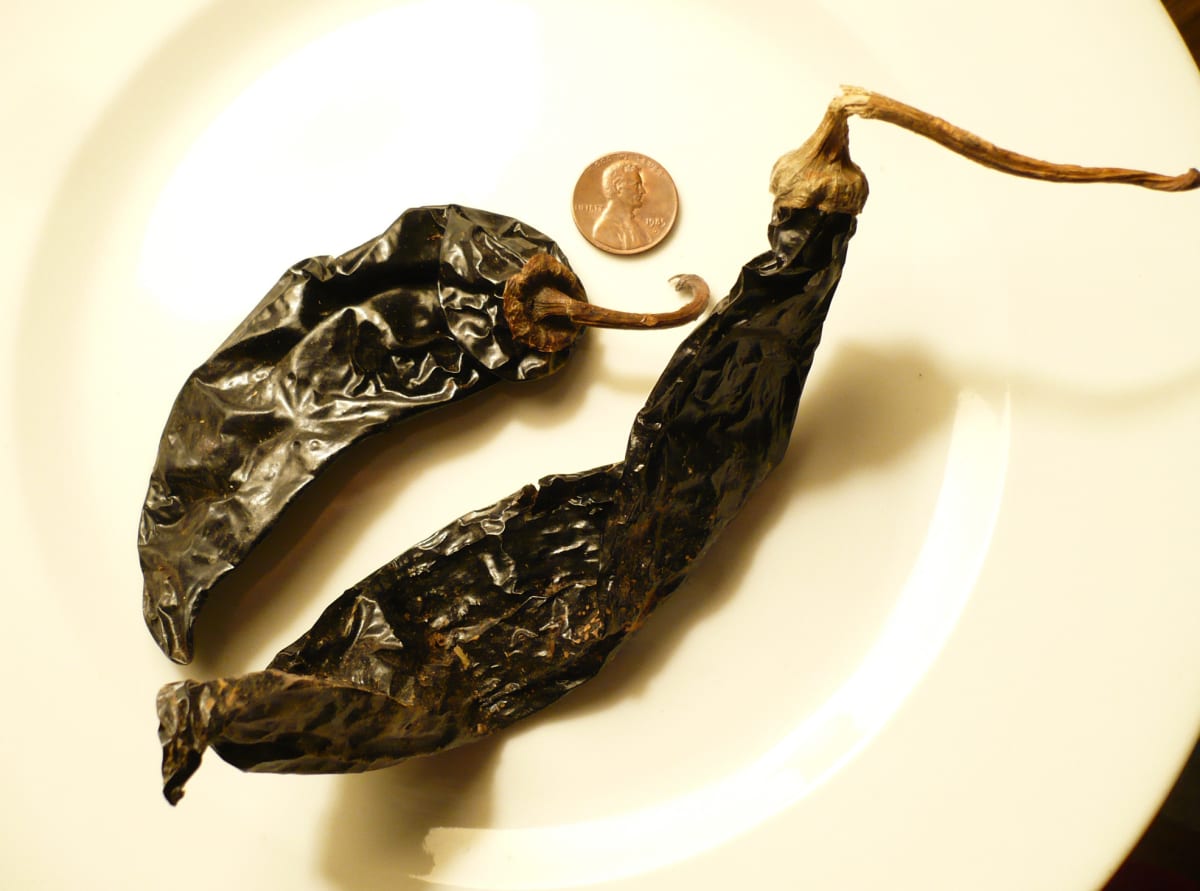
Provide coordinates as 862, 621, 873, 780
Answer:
592, 160, 650, 250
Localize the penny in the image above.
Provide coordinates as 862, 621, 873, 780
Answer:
571, 151, 679, 255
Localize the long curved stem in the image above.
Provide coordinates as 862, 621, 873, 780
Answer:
838, 85, 1200, 191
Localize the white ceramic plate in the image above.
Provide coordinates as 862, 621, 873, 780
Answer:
3, 1, 1199, 888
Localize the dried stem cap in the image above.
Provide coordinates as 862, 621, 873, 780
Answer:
770, 92, 869, 215
503, 253, 590, 353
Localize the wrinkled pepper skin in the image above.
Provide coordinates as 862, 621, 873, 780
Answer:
139, 205, 582, 664
159, 466, 624, 802
600, 207, 855, 632
158, 204, 857, 803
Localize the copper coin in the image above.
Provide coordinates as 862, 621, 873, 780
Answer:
571, 151, 679, 255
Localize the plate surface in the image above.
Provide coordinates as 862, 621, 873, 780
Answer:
3, 1, 1199, 889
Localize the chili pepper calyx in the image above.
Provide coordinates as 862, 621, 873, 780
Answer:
770, 96, 869, 215
503, 253, 589, 353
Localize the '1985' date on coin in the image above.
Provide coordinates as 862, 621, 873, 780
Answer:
571, 151, 679, 255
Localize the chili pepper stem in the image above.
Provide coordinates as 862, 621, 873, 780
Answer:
503, 252, 710, 352
840, 85, 1200, 191
773, 86, 1200, 212
532, 273, 710, 331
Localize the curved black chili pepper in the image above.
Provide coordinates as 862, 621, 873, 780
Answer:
139, 204, 708, 664
155, 90, 1197, 803
156, 160, 859, 804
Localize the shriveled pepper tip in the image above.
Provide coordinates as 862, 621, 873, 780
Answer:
142, 573, 198, 664
157, 681, 210, 806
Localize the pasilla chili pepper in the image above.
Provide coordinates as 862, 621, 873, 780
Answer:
139, 204, 708, 664
156, 89, 1197, 803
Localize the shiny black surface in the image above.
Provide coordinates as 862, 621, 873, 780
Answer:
601, 207, 855, 630
157, 205, 858, 804
139, 205, 578, 664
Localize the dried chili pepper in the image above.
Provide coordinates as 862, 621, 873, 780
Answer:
156, 90, 1197, 803
139, 204, 708, 664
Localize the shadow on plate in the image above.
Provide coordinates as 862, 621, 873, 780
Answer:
316, 338, 962, 890
320, 734, 503, 891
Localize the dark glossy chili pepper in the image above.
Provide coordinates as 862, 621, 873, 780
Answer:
156, 89, 1197, 803
157, 199, 856, 803
139, 204, 708, 664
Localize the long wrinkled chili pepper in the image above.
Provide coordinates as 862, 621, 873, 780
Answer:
139, 204, 708, 664
157, 89, 1196, 803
